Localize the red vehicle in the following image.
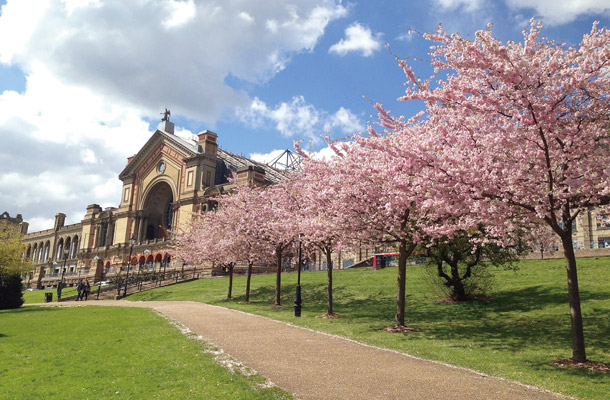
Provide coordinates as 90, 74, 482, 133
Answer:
372, 253, 399, 269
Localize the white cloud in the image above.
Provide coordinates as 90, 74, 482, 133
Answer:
433, 0, 483, 12
329, 22, 382, 57
0, 0, 347, 122
249, 146, 335, 168
163, 0, 197, 29
326, 107, 363, 135
249, 149, 288, 164
0, 0, 348, 232
432, 0, 610, 25
240, 96, 363, 140
506, 0, 610, 25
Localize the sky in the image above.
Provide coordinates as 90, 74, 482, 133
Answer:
1, 0, 610, 232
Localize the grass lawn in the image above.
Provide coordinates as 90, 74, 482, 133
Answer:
129, 257, 610, 400
0, 306, 293, 399
22, 286, 103, 304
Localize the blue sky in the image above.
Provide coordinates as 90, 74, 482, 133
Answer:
1, 0, 609, 231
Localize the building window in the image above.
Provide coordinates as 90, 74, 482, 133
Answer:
596, 214, 610, 230
100, 223, 108, 247
187, 170, 193, 187
56, 243, 63, 260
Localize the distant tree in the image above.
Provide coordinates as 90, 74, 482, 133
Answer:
391, 20, 610, 361
0, 221, 27, 309
258, 183, 298, 307
214, 184, 274, 303
292, 156, 344, 317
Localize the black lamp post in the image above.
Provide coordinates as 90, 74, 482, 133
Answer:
123, 235, 135, 298
294, 237, 303, 317
57, 248, 69, 302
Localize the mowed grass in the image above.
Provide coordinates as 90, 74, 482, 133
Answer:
0, 306, 293, 400
129, 257, 610, 400
22, 285, 111, 304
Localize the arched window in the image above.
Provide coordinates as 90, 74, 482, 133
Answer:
71, 237, 78, 258
56, 240, 63, 260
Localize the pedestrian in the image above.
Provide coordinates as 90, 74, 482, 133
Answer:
84, 279, 91, 301
76, 280, 83, 301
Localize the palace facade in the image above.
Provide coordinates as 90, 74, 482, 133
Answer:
22, 118, 284, 289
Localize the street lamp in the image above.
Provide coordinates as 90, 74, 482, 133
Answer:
123, 235, 136, 298
294, 236, 303, 317
57, 248, 69, 302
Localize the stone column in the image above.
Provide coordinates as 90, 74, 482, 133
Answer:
133, 217, 140, 243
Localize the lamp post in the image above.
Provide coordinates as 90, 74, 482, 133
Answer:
57, 248, 69, 302
163, 254, 168, 281
142, 249, 151, 291
294, 236, 303, 317
123, 235, 135, 298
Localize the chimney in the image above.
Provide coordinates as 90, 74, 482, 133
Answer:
236, 165, 266, 185
54, 213, 66, 231
197, 130, 218, 155
86, 204, 102, 215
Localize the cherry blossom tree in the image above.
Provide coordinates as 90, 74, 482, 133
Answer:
171, 208, 238, 299
292, 156, 346, 317
258, 182, 298, 307
323, 129, 466, 329
214, 183, 275, 303
393, 20, 610, 361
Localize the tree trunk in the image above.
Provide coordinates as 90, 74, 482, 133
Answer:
227, 264, 233, 300
275, 248, 282, 306
449, 263, 468, 302
325, 247, 333, 315
245, 261, 253, 302
560, 233, 587, 362
395, 241, 408, 327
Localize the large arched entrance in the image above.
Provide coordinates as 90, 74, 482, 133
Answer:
142, 181, 174, 240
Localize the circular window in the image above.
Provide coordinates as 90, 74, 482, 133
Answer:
157, 161, 166, 173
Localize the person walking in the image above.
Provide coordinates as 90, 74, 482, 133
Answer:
84, 279, 91, 301
76, 280, 83, 301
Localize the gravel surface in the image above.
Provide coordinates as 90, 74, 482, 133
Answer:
33, 300, 573, 400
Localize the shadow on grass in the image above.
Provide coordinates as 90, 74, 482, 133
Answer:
2, 306, 64, 315
289, 282, 610, 356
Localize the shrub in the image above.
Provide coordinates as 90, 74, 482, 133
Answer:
0, 273, 24, 309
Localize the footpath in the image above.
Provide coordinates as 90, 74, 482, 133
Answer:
36, 300, 572, 400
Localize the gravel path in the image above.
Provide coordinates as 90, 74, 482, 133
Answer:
36, 300, 572, 400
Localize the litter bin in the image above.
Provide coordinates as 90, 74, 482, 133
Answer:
45, 292, 53, 303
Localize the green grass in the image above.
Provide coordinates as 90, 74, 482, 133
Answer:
0, 306, 293, 400
23, 285, 114, 304
129, 257, 610, 400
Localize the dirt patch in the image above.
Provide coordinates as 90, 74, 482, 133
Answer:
553, 358, 610, 373
316, 313, 340, 319
383, 325, 418, 333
